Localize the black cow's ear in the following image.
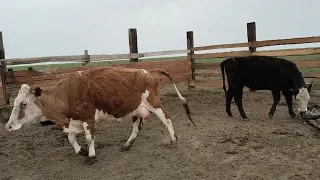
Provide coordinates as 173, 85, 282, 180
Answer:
34, 87, 42, 97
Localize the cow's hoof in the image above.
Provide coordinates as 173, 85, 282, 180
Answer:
119, 144, 132, 152
84, 156, 97, 165
228, 113, 233, 117
168, 140, 178, 149
242, 118, 249, 122
78, 148, 89, 157
168, 135, 178, 148
268, 113, 273, 119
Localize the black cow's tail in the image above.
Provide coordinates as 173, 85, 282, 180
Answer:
149, 68, 196, 126
220, 59, 228, 95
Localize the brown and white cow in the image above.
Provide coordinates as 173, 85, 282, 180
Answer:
5, 66, 195, 165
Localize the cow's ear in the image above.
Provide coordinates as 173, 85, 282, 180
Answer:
34, 87, 42, 97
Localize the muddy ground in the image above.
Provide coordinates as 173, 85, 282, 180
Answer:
1, 82, 320, 180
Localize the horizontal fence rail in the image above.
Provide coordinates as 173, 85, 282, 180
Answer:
1, 49, 191, 66
192, 36, 320, 52
193, 47, 320, 59
1, 36, 320, 66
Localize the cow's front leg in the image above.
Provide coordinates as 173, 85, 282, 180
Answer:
268, 90, 280, 118
82, 122, 97, 165
283, 90, 296, 118
120, 116, 142, 152
68, 132, 88, 156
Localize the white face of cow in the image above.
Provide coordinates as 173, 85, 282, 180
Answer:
296, 87, 310, 113
6, 84, 43, 131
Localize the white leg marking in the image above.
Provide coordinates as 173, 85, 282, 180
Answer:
153, 108, 176, 142
140, 90, 176, 142
124, 119, 140, 147
68, 132, 81, 154
83, 122, 95, 157
63, 119, 84, 134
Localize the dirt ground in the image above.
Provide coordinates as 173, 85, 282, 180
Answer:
1, 82, 320, 180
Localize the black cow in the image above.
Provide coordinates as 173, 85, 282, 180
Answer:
220, 55, 313, 121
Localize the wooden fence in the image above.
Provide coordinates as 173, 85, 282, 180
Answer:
0, 21, 320, 110
186, 22, 320, 89
0, 29, 194, 108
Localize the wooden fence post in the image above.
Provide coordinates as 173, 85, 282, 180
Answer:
0, 31, 8, 106
82, 50, 90, 66
247, 22, 257, 53
128, 28, 138, 62
187, 31, 195, 88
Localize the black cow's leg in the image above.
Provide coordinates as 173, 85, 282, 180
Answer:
283, 90, 296, 118
226, 88, 234, 117
233, 87, 248, 121
268, 90, 280, 118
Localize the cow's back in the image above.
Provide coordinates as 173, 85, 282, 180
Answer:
55, 67, 158, 120
225, 56, 300, 90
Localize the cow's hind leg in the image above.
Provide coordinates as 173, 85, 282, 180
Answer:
268, 90, 281, 118
283, 90, 296, 118
82, 122, 97, 165
233, 86, 248, 121
152, 106, 178, 148
226, 88, 234, 117
68, 132, 88, 157
120, 116, 143, 152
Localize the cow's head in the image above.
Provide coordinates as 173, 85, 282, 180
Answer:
295, 82, 313, 114
6, 84, 43, 131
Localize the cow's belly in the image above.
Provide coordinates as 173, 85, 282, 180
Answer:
243, 73, 285, 90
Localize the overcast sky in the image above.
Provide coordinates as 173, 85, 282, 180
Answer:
0, 0, 319, 59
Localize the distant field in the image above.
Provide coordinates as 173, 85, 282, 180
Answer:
5, 54, 320, 73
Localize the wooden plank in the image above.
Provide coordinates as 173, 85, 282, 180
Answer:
90, 50, 189, 61
193, 47, 320, 59
2, 55, 87, 65
190, 79, 223, 89
142, 50, 189, 58
4, 66, 100, 78
253, 36, 320, 48
295, 60, 320, 68
193, 63, 220, 69
1, 48, 190, 65
194, 50, 250, 59
192, 42, 249, 51
302, 72, 320, 78
194, 72, 220, 78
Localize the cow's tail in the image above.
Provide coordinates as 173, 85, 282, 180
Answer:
220, 59, 228, 95
150, 69, 196, 126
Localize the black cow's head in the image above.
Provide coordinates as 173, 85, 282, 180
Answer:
292, 81, 313, 114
